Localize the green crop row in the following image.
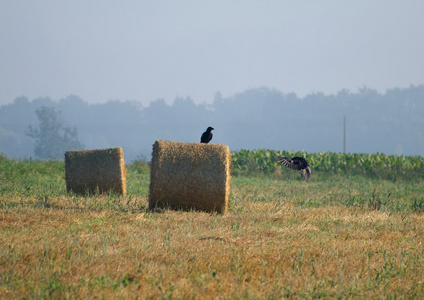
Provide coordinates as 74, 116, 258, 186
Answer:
230, 149, 424, 180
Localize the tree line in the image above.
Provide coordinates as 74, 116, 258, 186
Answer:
0, 85, 423, 161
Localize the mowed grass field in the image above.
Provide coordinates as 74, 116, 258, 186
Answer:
1, 157, 424, 299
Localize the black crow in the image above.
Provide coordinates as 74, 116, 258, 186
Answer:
276, 156, 311, 181
200, 126, 214, 143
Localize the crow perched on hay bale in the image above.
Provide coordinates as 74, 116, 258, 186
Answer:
276, 156, 311, 181
200, 126, 214, 143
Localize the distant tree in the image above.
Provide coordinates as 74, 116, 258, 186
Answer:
25, 106, 83, 159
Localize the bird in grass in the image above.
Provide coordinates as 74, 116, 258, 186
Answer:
276, 156, 311, 181
200, 126, 214, 143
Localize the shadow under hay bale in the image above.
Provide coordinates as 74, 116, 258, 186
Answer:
149, 140, 231, 214
65, 147, 126, 195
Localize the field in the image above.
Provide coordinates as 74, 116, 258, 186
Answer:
1, 152, 424, 299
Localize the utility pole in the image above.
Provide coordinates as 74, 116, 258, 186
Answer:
343, 115, 346, 154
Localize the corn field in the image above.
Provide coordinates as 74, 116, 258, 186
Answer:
230, 149, 424, 179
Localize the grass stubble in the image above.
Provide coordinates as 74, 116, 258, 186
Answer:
0, 161, 424, 298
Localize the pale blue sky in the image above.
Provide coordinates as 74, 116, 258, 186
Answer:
1, 1, 423, 106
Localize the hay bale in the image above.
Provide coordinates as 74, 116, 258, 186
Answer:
65, 147, 126, 195
149, 140, 231, 214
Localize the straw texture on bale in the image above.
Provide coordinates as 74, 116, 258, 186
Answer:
65, 147, 126, 195
149, 140, 231, 214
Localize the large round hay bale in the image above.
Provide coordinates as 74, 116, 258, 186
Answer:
65, 147, 126, 195
149, 140, 231, 214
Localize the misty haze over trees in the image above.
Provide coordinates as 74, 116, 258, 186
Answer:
0, 85, 423, 162
25, 106, 83, 159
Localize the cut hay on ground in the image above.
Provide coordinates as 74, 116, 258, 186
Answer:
65, 147, 126, 195
149, 140, 231, 214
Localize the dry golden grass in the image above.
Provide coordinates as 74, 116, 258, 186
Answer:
1, 173, 424, 298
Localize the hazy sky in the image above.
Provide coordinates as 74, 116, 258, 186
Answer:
1, 1, 423, 106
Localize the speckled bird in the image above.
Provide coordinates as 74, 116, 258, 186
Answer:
276, 156, 311, 181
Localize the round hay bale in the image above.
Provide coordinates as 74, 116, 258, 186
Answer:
65, 147, 127, 195
149, 140, 231, 214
